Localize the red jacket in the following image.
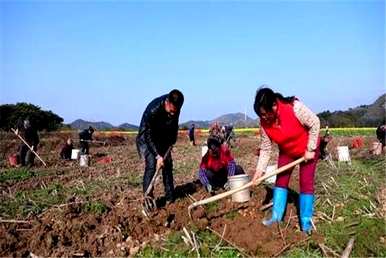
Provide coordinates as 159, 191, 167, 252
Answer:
200, 145, 234, 172
261, 100, 308, 157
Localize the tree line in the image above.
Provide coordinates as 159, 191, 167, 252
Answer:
0, 103, 64, 131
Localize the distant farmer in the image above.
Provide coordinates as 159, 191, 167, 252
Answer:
198, 136, 244, 194
376, 122, 386, 150
252, 87, 320, 235
319, 126, 332, 160
372, 122, 386, 155
209, 122, 225, 143
136, 89, 184, 204
189, 123, 196, 146
60, 138, 74, 160
15, 118, 40, 167
79, 126, 94, 155
223, 125, 235, 147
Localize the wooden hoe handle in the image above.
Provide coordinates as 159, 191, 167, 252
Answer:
188, 157, 305, 214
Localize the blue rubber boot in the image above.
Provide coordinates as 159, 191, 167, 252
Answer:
262, 187, 288, 226
299, 193, 314, 234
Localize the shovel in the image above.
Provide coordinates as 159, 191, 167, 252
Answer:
188, 157, 305, 219
142, 146, 173, 216
80, 139, 107, 146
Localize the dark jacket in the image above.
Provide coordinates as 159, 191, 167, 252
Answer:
60, 143, 73, 160
189, 126, 195, 139
376, 125, 386, 146
79, 129, 93, 141
136, 94, 179, 156
21, 127, 39, 147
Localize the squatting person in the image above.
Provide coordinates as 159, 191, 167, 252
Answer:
198, 136, 244, 194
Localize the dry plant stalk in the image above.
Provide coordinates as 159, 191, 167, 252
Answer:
341, 237, 355, 258
259, 202, 273, 211
0, 219, 31, 224
206, 226, 250, 257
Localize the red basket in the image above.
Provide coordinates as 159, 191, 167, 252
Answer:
8, 154, 19, 167
351, 137, 364, 149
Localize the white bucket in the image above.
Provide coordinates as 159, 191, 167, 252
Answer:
79, 154, 89, 167
228, 174, 250, 203
265, 165, 277, 184
337, 146, 350, 162
201, 145, 208, 157
71, 149, 80, 160
372, 142, 382, 155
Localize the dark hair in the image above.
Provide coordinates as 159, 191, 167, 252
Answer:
167, 89, 184, 110
88, 126, 95, 133
253, 87, 295, 116
207, 136, 221, 150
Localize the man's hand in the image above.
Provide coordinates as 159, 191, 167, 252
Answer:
252, 169, 264, 185
156, 155, 164, 170
304, 151, 315, 161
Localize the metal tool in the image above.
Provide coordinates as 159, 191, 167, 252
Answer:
142, 146, 173, 216
80, 139, 107, 146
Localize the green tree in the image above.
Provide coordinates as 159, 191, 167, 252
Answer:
0, 103, 64, 131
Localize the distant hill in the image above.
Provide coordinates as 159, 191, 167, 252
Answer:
180, 112, 258, 129
318, 94, 385, 127
214, 113, 257, 128
180, 120, 211, 129
70, 119, 138, 131
117, 123, 139, 130
70, 119, 114, 130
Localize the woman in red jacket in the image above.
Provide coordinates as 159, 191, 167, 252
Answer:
252, 87, 320, 234
198, 136, 240, 194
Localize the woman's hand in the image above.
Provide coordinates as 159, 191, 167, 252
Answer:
304, 151, 315, 161
252, 169, 264, 185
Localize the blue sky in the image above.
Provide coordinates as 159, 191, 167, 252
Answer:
1, 1, 384, 125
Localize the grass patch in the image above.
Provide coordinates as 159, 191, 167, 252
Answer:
0, 167, 143, 218
0, 183, 67, 218
125, 174, 142, 187
138, 231, 187, 257
286, 246, 322, 258
137, 228, 242, 258
0, 168, 36, 183
0, 174, 121, 218
224, 210, 239, 220
0, 175, 124, 218
83, 201, 109, 215
286, 156, 386, 257
69, 175, 131, 197
206, 201, 219, 213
